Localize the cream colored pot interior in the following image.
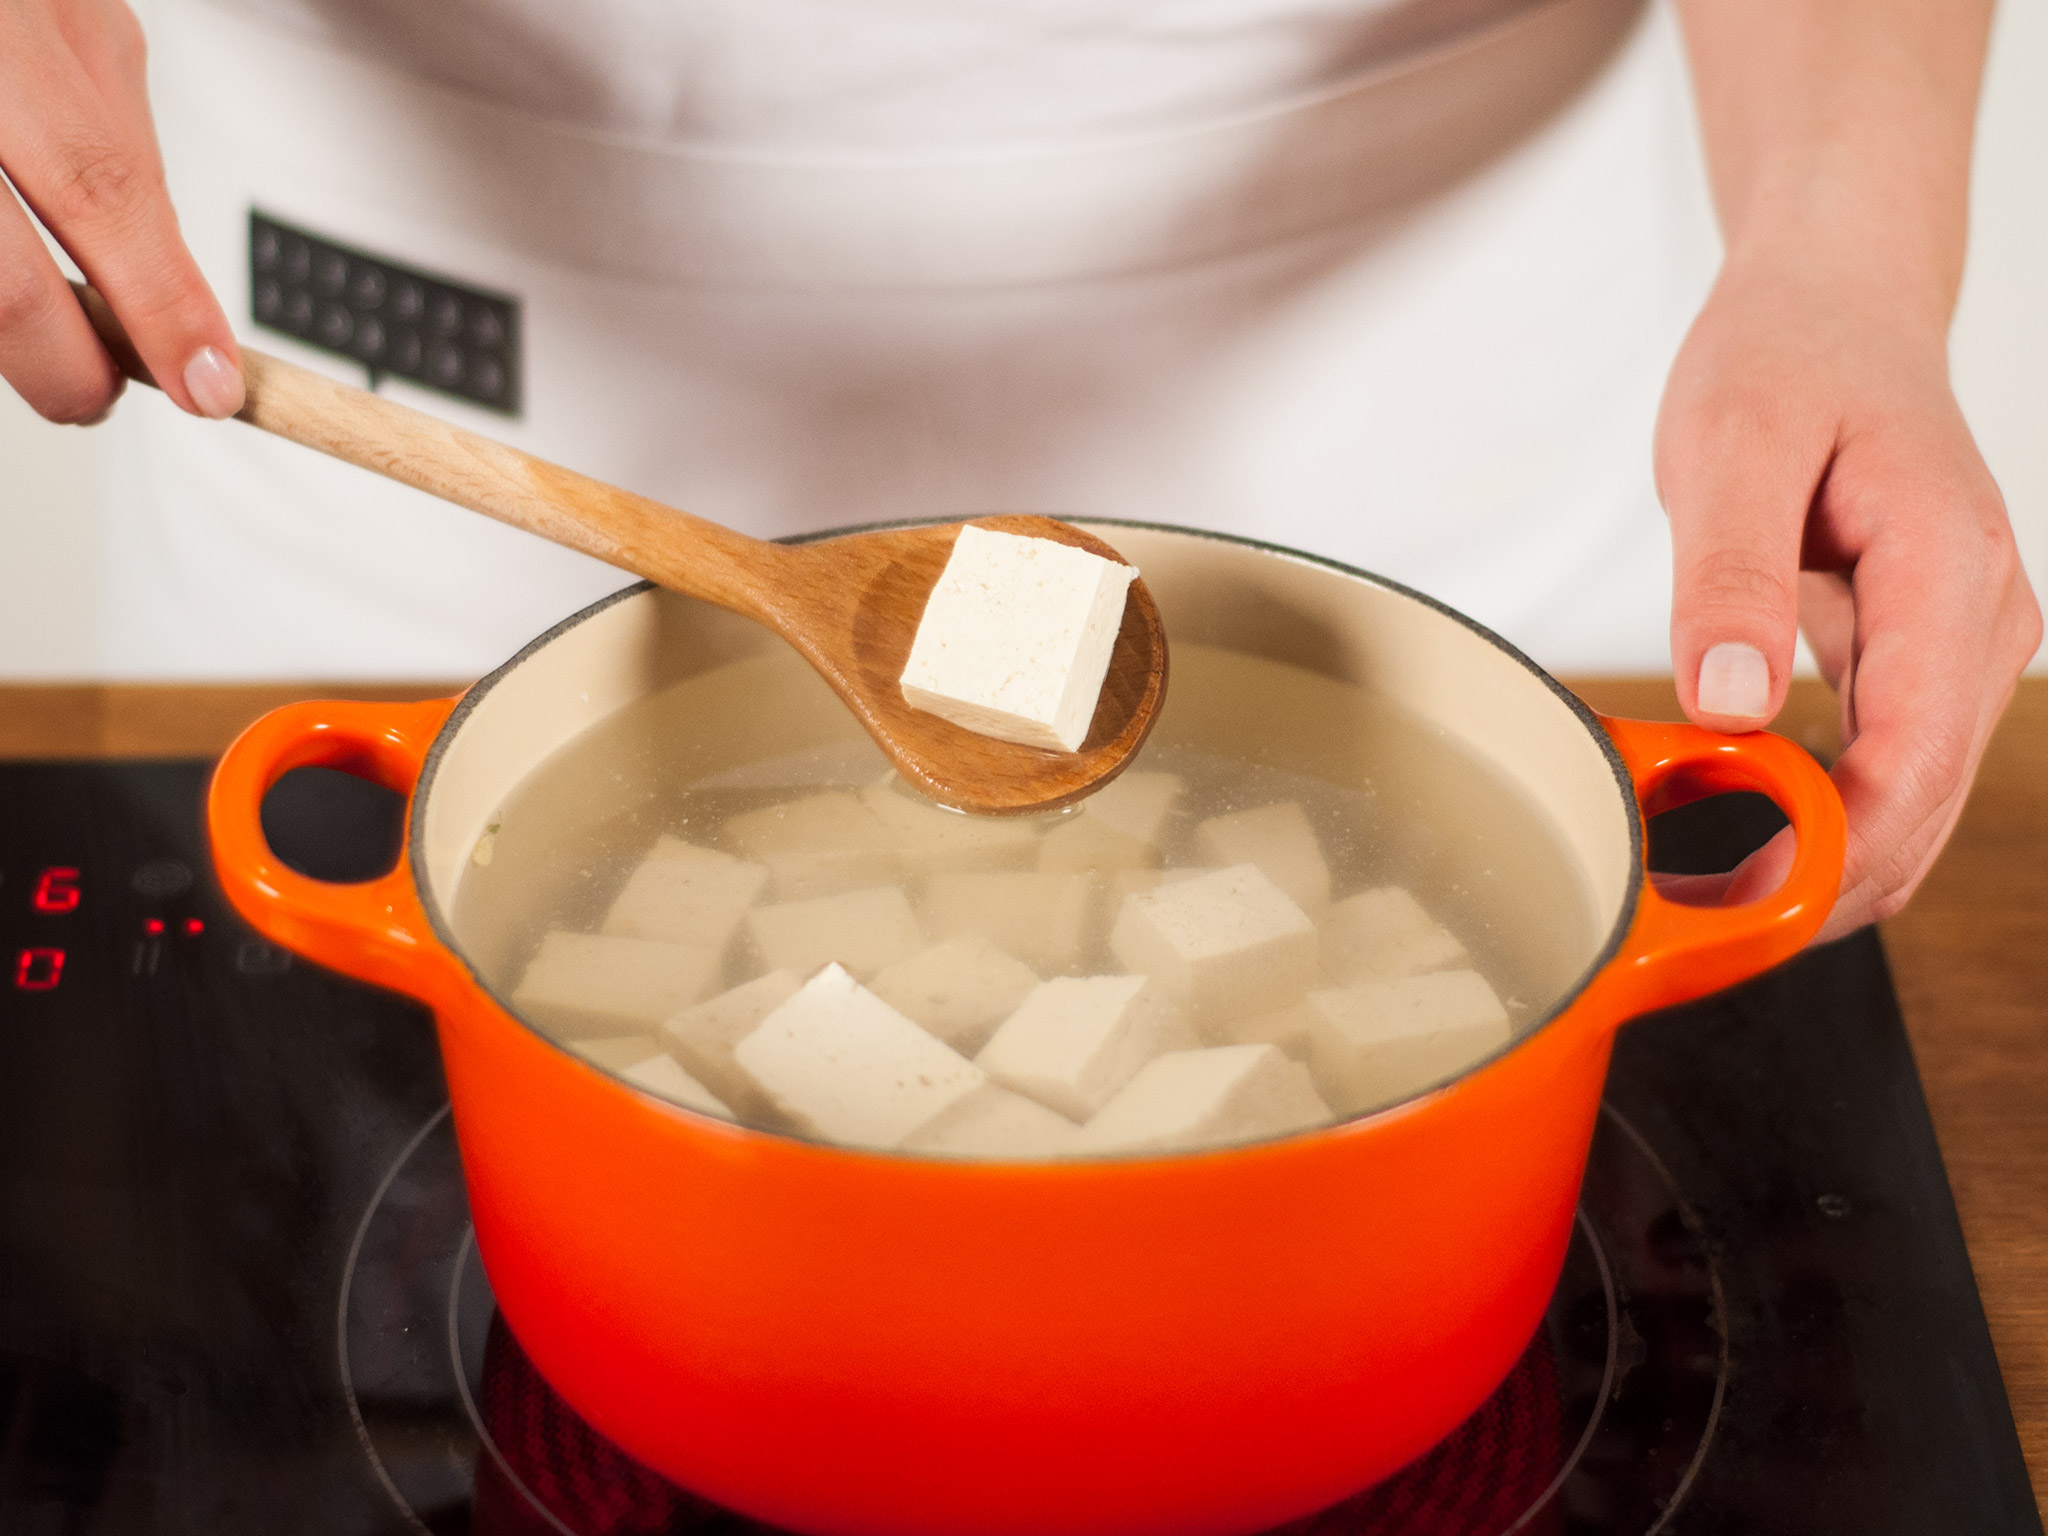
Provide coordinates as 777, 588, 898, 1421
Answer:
415, 526, 1637, 1011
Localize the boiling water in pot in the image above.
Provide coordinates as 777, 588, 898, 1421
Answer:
451, 641, 1597, 1158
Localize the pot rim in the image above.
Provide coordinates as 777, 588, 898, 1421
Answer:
407, 518, 1644, 1153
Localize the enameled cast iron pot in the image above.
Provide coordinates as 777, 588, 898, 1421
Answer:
208, 525, 1844, 1536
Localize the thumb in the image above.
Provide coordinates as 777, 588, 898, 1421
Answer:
1658, 408, 1816, 733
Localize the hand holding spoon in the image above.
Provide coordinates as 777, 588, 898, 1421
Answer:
74, 285, 1166, 814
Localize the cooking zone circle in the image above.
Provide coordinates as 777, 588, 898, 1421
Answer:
338, 1103, 1725, 1535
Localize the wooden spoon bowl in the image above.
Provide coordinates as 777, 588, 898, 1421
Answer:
822, 513, 1165, 810
76, 286, 1166, 814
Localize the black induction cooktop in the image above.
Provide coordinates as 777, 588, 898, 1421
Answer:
0, 760, 2039, 1535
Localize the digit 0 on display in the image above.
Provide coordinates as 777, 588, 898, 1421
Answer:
14, 947, 65, 991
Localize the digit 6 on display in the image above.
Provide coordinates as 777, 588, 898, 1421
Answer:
32, 866, 81, 913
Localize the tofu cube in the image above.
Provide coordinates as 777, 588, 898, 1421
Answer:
1306, 969, 1513, 1115
1194, 802, 1331, 918
859, 783, 1041, 877
661, 970, 802, 1120
1320, 886, 1470, 986
1106, 866, 1204, 907
900, 525, 1138, 752
868, 936, 1041, 1053
511, 932, 723, 1039
976, 975, 1193, 1121
1037, 771, 1184, 874
921, 871, 1095, 974
1109, 864, 1317, 1028
733, 963, 985, 1148
900, 1083, 1081, 1160
1081, 769, 1184, 843
619, 1054, 737, 1121
1213, 1000, 1317, 1057
723, 791, 900, 899
745, 886, 923, 981
600, 836, 769, 951
1073, 1044, 1332, 1155
1109, 868, 1166, 905
1037, 813, 1150, 876
568, 1034, 666, 1073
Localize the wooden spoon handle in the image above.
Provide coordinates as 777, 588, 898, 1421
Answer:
71, 283, 783, 619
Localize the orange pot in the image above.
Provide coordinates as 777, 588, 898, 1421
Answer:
208, 526, 1843, 1536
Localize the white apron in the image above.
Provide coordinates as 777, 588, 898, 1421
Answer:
102, 0, 1718, 679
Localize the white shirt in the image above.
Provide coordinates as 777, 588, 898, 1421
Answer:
102, 0, 1715, 680
209, 0, 1548, 147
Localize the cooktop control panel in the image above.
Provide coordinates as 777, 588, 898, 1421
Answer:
0, 778, 283, 1006
0, 761, 405, 1010
3, 851, 276, 997
248, 209, 521, 415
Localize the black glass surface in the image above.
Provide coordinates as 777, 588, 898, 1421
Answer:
1, 761, 2038, 1534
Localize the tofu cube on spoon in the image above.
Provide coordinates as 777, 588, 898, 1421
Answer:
901, 526, 1138, 753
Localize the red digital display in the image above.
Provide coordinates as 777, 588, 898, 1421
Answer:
185, 918, 205, 935
15, 947, 64, 990
32, 867, 80, 913
145, 918, 164, 935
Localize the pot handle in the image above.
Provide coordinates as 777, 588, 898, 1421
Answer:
207, 695, 469, 1005
1595, 715, 1846, 1016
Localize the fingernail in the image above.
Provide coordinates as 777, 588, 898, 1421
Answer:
1697, 642, 1771, 720
182, 346, 245, 419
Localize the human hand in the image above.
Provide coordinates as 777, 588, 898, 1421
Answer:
1653, 245, 2040, 940
1, 0, 241, 422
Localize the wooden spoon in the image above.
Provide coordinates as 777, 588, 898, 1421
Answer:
74, 285, 1165, 815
